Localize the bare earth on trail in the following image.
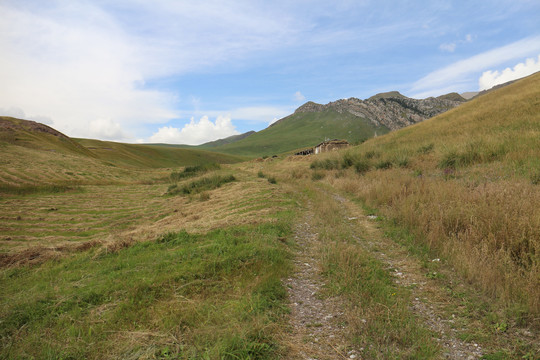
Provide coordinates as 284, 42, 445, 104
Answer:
285, 205, 360, 360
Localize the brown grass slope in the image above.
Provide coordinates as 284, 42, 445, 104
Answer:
74, 138, 246, 168
314, 71, 540, 318
0, 117, 95, 157
0, 118, 244, 190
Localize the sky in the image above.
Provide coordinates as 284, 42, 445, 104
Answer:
1, 1, 539, 145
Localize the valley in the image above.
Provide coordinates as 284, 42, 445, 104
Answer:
0, 73, 539, 359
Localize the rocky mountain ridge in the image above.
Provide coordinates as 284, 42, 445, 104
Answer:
292, 92, 465, 131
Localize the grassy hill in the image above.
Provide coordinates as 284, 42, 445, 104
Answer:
203, 90, 464, 158
0, 117, 95, 157
74, 138, 245, 168
0, 117, 244, 192
198, 131, 256, 148
207, 109, 389, 157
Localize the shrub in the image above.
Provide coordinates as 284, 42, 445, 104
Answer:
310, 158, 340, 170
354, 160, 371, 174
417, 143, 434, 154
267, 177, 277, 184
439, 142, 508, 169
341, 152, 360, 168
375, 160, 393, 170
170, 163, 221, 182
167, 175, 236, 196
396, 157, 409, 168
364, 150, 379, 159
257, 170, 265, 178
439, 151, 459, 169
311, 172, 325, 181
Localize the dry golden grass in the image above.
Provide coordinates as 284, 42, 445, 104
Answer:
0, 165, 290, 268
303, 73, 540, 318
0, 143, 169, 189
329, 171, 540, 314
1, 161, 296, 359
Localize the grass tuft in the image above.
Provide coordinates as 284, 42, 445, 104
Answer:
167, 174, 236, 196
311, 171, 325, 181
170, 163, 221, 182
310, 158, 341, 170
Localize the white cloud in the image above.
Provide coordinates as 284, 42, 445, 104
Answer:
294, 91, 306, 102
181, 106, 292, 125
88, 119, 132, 141
478, 54, 540, 90
0, 2, 177, 140
149, 116, 239, 145
412, 35, 540, 97
0, 1, 304, 140
439, 43, 456, 52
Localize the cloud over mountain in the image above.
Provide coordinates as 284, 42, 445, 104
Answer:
149, 116, 239, 145
479, 55, 540, 90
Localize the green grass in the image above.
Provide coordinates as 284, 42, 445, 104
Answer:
205, 109, 389, 157
74, 138, 246, 168
167, 174, 236, 196
169, 163, 221, 182
0, 117, 95, 158
0, 117, 245, 190
0, 183, 82, 195
0, 220, 293, 359
310, 158, 341, 170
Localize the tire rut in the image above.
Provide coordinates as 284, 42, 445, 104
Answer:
285, 207, 359, 360
332, 193, 486, 359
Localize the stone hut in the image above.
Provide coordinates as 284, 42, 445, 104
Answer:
314, 139, 349, 154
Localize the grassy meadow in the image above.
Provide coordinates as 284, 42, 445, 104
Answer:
1, 162, 298, 358
1, 73, 539, 359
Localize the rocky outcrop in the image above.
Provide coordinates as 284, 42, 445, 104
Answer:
294, 101, 326, 113
294, 92, 464, 131
0, 116, 69, 139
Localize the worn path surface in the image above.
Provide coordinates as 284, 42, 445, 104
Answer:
285, 187, 537, 359
331, 193, 485, 359
285, 206, 359, 360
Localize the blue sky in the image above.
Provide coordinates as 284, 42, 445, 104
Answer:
1, 0, 539, 144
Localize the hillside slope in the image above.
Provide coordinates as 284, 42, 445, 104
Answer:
0, 117, 244, 190
74, 138, 245, 168
0, 117, 95, 157
208, 92, 464, 157
305, 71, 540, 316
209, 109, 389, 157
198, 131, 256, 148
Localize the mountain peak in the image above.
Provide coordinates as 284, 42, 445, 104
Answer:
367, 91, 407, 101
294, 101, 325, 113
436, 92, 466, 102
